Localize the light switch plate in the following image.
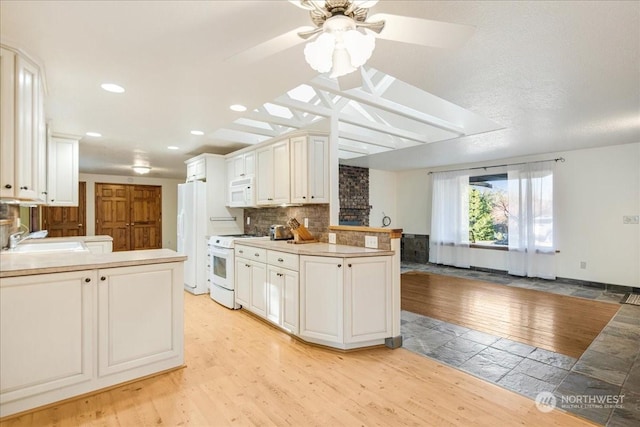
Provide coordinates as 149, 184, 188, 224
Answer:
246, 217, 250, 225
328, 233, 336, 244
365, 236, 378, 249
304, 217, 309, 228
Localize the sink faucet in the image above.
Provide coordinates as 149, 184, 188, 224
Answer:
8, 230, 48, 249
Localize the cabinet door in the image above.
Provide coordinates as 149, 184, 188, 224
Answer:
15, 55, 42, 200
289, 136, 308, 203
249, 261, 267, 317
282, 268, 299, 334
308, 135, 329, 203
235, 258, 251, 307
0, 48, 16, 198
244, 151, 255, 176
255, 146, 273, 204
97, 262, 184, 377
47, 135, 79, 206
344, 257, 392, 343
266, 266, 283, 325
0, 270, 95, 403
186, 158, 205, 181
299, 256, 343, 343
271, 140, 290, 204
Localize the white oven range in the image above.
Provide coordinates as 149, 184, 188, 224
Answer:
208, 235, 267, 309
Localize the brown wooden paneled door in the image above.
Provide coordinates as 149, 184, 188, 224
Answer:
95, 183, 162, 251
42, 182, 86, 237
131, 185, 162, 250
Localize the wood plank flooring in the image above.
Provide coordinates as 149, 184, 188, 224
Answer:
401, 271, 620, 359
1, 292, 597, 426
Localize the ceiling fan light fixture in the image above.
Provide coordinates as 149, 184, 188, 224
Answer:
304, 14, 375, 78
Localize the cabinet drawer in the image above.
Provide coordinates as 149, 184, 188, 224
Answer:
267, 250, 299, 271
235, 245, 267, 261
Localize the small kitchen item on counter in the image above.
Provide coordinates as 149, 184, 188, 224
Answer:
287, 218, 318, 244
269, 225, 293, 241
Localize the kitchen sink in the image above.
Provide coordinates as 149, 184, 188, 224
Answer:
7, 241, 89, 253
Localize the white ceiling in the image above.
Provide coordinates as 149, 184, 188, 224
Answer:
1, 1, 638, 179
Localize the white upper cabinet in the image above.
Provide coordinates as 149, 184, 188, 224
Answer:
227, 151, 255, 180
0, 46, 46, 202
47, 134, 79, 206
256, 139, 290, 205
290, 135, 329, 204
185, 157, 206, 182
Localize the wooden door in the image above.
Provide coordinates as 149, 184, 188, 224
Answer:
42, 182, 86, 237
130, 185, 162, 250
95, 183, 162, 251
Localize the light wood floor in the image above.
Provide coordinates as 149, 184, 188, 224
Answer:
1, 291, 597, 426
401, 271, 620, 359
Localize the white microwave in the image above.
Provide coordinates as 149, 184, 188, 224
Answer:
228, 176, 255, 207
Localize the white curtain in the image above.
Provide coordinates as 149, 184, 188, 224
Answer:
429, 170, 470, 268
507, 161, 556, 279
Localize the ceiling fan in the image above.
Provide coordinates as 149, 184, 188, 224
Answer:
227, 1, 474, 82
288, 0, 475, 78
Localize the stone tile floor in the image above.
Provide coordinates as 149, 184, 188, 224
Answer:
400, 262, 640, 426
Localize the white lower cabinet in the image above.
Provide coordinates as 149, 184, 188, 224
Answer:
267, 265, 299, 334
235, 246, 299, 334
0, 270, 95, 405
97, 263, 184, 377
85, 240, 113, 254
0, 261, 184, 417
300, 255, 392, 349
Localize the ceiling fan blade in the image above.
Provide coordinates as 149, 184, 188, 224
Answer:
356, 20, 385, 34
298, 27, 323, 40
368, 13, 475, 49
224, 26, 314, 65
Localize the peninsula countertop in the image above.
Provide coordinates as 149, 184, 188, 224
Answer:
234, 238, 395, 257
0, 248, 186, 278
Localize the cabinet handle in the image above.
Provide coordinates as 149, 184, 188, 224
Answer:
84, 278, 91, 283
245, 264, 250, 267
348, 264, 352, 267
277, 273, 283, 277
4, 184, 11, 189
254, 253, 260, 257
277, 258, 284, 262
239, 250, 244, 254
20, 186, 28, 190
78, 224, 83, 227
311, 196, 315, 199
302, 196, 306, 199
100, 276, 106, 281
337, 264, 342, 268
51, 199, 55, 202
41, 191, 47, 195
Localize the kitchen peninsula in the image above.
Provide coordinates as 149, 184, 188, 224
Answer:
0, 247, 186, 418
233, 238, 396, 350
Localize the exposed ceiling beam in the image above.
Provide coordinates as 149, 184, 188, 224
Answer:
244, 110, 306, 129
309, 77, 465, 135
338, 131, 398, 149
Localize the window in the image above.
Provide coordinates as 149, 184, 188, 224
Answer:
469, 173, 508, 247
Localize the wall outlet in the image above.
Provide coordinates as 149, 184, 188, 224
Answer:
580, 261, 587, 269
304, 217, 309, 228
328, 233, 336, 244
246, 217, 250, 225
623, 215, 639, 224
365, 235, 378, 249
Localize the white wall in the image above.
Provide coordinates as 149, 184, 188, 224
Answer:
79, 173, 183, 250
394, 143, 640, 287
369, 169, 398, 229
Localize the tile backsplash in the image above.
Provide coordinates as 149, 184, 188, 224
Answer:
243, 204, 330, 241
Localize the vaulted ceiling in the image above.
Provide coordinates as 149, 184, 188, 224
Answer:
1, 1, 638, 178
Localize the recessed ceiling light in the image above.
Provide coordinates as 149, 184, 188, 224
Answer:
230, 104, 247, 112
132, 165, 151, 174
85, 131, 102, 137
190, 130, 204, 136
167, 146, 179, 150
101, 83, 125, 93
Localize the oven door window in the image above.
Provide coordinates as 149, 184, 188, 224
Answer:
213, 255, 227, 279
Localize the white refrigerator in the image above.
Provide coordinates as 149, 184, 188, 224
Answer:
177, 181, 208, 294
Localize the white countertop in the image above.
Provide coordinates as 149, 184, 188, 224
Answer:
235, 238, 394, 257
0, 248, 186, 278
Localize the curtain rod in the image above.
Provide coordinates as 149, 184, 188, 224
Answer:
427, 157, 565, 175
